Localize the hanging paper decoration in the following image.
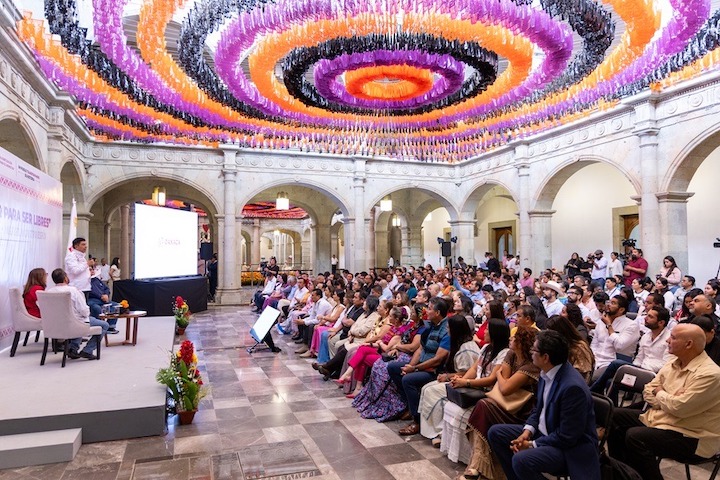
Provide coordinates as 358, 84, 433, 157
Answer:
15, 0, 720, 162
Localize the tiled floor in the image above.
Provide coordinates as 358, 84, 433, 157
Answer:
0, 306, 715, 479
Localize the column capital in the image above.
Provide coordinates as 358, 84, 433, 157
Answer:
527, 209, 556, 218
655, 191, 695, 203
630, 195, 642, 206
222, 168, 237, 180
448, 219, 476, 226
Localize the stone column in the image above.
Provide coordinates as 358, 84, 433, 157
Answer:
217, 145, 242, 304
400, 226, 411, 266
367, 206, 376, 270
251, 219, 261, 267
528, 209, 555, 274
120, 204, 130, 279
449, 220, 475, 266
347, 164, 367, 272
46, 134, 64, 179
302, 228, 312, 271
516, 160, 531, 271
634, 99, 661, 270
407, 223, 424, 266
656, 191, 695, 272
104, 222, 112, 261
315, 223, 332, 273
375, 226, 390, 269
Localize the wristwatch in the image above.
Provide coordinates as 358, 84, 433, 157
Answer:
466, 380, 471, 388
414, 366, 419, 372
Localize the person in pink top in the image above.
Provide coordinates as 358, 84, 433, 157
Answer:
336, 307, 413, 393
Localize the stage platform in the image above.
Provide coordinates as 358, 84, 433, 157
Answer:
0, 316, 175, 447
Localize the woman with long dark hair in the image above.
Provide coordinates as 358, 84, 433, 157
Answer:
562, 303, 589, 342
441, 318, 512, 459
23, 268, 47, 318
659, 255, 682, 287
546, 314, 595, 382
462, 326, 540, 480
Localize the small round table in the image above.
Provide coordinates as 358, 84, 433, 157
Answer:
99, 310, 148, 346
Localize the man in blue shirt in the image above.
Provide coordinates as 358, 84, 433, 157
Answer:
389, 296, 451, 436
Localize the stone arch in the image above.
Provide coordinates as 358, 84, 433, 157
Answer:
663, 124, 720, 192
86, 172, 221, 216
459, 179, 518, 219
237, 179, 352, 220
60, 160, 85, 209
533, 156, 640, 210
0, 112, 43, 170
367, 184, 459, 221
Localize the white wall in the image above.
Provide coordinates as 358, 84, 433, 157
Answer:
551, 163, 636, 270
687, 147, 720, 283
421, 208, 450, 268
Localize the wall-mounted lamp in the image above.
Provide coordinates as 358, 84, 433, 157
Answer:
380, 196, 392, 212
392, 215, 400, 227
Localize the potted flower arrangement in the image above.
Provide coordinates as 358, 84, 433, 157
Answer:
173, 296, 191, 335
156, 340, 207, 424
119, 299, 130, 314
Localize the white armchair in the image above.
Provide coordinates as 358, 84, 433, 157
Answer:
8, 287, 42, 357
36, 291, 102, 367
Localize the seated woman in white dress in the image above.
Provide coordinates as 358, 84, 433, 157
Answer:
438, 318, 511, 463
418, 315, 482, 445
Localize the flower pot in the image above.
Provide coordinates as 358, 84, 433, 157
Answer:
176, 326, 186, 335
178, 410, 196, 425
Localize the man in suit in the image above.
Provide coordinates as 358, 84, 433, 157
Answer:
488, 330, 600, 480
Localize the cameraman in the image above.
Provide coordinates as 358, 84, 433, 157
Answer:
263, 257, 280, 277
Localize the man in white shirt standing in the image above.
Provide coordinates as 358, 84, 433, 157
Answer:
99, 257, 111, 284
48, 268, 108, 360
65, 237, 92, 299
590, 295, 640, 381
590, 249, 608, 285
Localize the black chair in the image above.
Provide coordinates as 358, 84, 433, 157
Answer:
557, 393, 614, 480
607, 364, 655, 407
677, 453, 720, 480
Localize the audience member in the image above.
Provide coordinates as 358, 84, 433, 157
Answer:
590, 295, 639, 381
608, 324, 720, 480
48, 268, 108, 360
546, 315, 594, 382
22, 267, 46, 318
623, 248, 648, 287
540, 281, 563, 317
488, 330, 600, 480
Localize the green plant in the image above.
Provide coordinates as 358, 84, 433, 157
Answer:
156, 340, 207, 412
173, 295, 191, 328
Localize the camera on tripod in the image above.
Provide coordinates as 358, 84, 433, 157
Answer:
621, 238, 636, 248
714, 238, 720, 248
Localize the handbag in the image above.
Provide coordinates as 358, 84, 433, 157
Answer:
485, 383, 533, 414
446, 383, 486, 409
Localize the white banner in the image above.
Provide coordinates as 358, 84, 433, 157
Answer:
0, 148, 63, 350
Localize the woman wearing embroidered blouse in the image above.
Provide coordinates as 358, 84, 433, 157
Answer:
460, 326, 539, 480
441, 318, 511, 461
418, 315, 482, 446
23, 267, 47, 317
336, 306, 413, 397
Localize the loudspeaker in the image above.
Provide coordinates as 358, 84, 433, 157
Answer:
200, 242, 214, 260
441, 241, 452, 257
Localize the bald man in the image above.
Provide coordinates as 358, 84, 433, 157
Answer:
608, 324, 720, 480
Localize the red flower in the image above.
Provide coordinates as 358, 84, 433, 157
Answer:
179, 340, 194, 365
175, 296, 184, 308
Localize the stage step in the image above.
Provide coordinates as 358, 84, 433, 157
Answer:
0, 428, 82, 469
